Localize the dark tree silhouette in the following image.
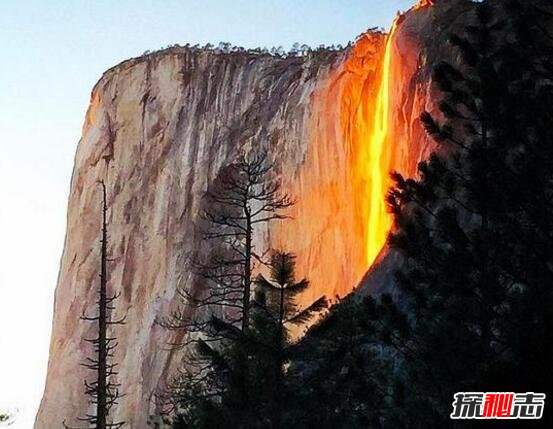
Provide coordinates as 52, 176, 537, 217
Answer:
283, 2, 553, 428
286, 295, 395, 428
160, 150, 294, 340
380, 1, 553, 426
165, 252, 327, 429
64, 182, 126, 429
156, 150, 295, 425
251, 251, 327, 429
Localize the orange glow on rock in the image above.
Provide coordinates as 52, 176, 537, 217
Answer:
272, 5, 434, 305
83, 92, 101, 134
413, 0, 434, 11
271, 29, 390, 305
364, 20, 397, 266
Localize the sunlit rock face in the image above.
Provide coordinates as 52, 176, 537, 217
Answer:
36, 2, 454, 427
274, 3, 440, 305
35, 46, 349, 429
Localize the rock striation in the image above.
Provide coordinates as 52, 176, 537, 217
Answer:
36, 2, 471, 427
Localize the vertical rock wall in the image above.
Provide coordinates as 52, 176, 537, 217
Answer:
35, 47, 352, 428
36, 2, 452, 427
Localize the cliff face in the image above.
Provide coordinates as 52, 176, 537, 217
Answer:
36, 2, 448, 427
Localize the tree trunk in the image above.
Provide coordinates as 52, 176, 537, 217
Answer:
271, 286, 285, 429
97, 182, 108, 429
242, 211, 252, 333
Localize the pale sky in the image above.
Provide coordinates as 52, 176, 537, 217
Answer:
0, 1, 415, 427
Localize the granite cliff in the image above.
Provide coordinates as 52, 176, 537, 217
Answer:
36, 1, 470, 427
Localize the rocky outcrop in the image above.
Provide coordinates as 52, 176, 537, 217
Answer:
35, 2, 464, 427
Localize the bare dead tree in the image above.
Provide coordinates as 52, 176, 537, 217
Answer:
64, 181, 126, 429
159, 150, 294, 340
156, 150, 294, 417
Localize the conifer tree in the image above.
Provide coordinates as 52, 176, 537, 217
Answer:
381, 1, 553, 426
158, 151, 295, 427
251, 251, 327, 429
166, 252, 326, 429
286, 295, 395, 429
224, 2, 553, 428
157, 2, 553, 427
160, 151, 294, 339
64, 182, 125, 429
287, 2, 553, 428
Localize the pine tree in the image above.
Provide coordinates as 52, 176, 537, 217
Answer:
251, 251, 327, 429
381, 1, 553, 426
159, 150, 294, 337
64, 182, 126, 429
286, 295, 397, 429
165, 252, 326, 429
158, 151, 295, 427
265, 2, 553, 428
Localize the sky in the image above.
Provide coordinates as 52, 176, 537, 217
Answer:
0, 1, 415, 427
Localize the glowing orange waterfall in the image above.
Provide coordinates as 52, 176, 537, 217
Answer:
365, 21, 398, 266
272, 4, 434, 304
